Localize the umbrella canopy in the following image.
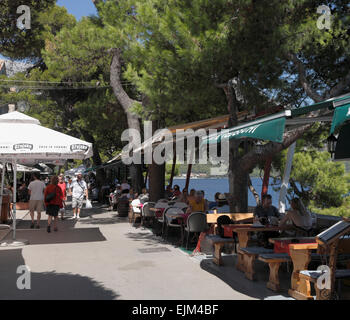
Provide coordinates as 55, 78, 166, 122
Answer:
0, 111, 93, 160
0, 163, 40, 173
0, 111, 93, 245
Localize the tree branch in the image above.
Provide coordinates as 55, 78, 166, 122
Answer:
287, 52, 323, 103
109, 48, 141, 130
248, 175, 260, 205
329, 70, 350, 98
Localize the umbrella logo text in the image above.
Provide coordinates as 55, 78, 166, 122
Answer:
70, 144, 89, 152
13, 143, 33, 151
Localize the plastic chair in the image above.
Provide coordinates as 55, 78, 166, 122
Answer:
173, 202, 188, 210
141, 202, 155, 226
184, 212, 209, 249
164, 207, 184, 241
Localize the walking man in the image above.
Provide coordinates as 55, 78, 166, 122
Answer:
28, 172, 46, 228
69, 172, 88, 219
57, 174, 67, 220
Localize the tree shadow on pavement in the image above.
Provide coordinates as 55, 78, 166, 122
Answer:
78, 215, 129, 226
0, 248, 119, 300
200, 255, 293, 300
3, 227, 106, 246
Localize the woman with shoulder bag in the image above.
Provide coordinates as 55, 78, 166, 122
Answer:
44, 176, 63, 233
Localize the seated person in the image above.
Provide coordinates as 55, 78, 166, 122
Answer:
116, 192, 130, 217
254, 194, 281, 224
279, 198, 313, 235
212, 194, 230, 213
164, 185, 173, 200
138, 188, 149, 203
187, 189, 196, 202
254, 194, 281, 248
208, 192, 221, 210
129, 188, 136, 200
178, 188, 188, 203
186, 191, 208, 215
172, 185, 181, 198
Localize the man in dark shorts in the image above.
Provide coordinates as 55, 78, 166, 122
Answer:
44, 176, 63, 233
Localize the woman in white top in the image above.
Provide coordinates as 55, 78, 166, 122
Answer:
279, 198, 313, 234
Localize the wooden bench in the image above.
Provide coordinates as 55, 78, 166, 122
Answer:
258, 253, 291, 291
299, 269, 350, 300
238, 247, 274, 280
288, 220, 350, 300
206, 235, 237, 266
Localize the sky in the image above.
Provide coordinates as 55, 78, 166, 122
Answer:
56, 0, 98, 20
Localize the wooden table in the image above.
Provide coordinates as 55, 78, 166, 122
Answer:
269, 237, 315, 244
235, 226, 286, 248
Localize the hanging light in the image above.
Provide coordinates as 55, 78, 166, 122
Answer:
327, 134, 338, 158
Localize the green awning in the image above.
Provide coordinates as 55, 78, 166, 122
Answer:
202, 111, 290, 145
330, 103, 350, 134
291, 93, 350, 117
334, 123, 350, 161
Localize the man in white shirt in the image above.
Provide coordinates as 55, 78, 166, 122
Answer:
28, 173, 46, 229
69, 173, 88, 219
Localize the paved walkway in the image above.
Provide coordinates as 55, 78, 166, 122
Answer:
0, 205, 294, 300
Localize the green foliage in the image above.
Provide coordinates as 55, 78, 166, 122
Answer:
278, 150, 349, 209
310, 197, 350, 218
0, 1, 59, 59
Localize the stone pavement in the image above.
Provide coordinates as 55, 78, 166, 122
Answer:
0, 204, 297, 300
0, 209, 30, 243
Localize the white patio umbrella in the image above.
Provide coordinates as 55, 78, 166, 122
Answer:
0, 111, 93, 246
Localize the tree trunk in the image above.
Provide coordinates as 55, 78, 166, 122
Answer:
148, 119, 165, 201
149, 162, 165, 202
224, 81, 249, 213
129, 163, 144, 194
109, 48, 144, 193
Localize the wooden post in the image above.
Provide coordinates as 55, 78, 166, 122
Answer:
144, 167, 149, 186
261, 157, 273, 199
279, 142, 296, 213
169, 152, 176, 188
185, 145, 194, 190
185, 164, 192, 190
